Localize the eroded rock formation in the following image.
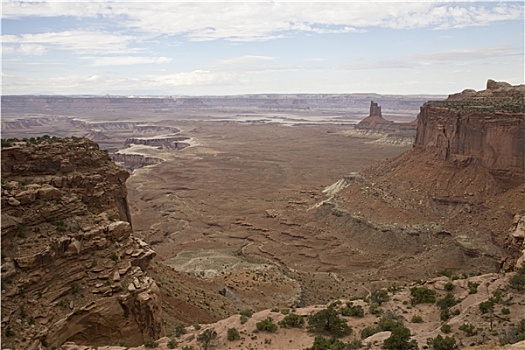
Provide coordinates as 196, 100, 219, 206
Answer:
415, 80, 525, 183
1, 137, 163, 349
351, 101, 417, 146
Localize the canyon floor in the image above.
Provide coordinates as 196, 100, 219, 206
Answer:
126, 121, 414, 309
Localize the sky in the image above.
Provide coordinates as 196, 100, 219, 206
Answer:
1, 1, 524, 96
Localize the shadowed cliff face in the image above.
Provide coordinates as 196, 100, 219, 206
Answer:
415, 81, 525, 184
1, 137, 162, 349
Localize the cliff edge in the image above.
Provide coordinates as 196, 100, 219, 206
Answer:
1, 137, 163, 349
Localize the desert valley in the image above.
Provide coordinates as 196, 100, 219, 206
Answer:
1, 80, 525, 350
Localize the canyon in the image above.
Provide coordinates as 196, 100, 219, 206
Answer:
1, 81, 524, 349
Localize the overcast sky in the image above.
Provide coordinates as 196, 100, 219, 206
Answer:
2, 1, 524, 96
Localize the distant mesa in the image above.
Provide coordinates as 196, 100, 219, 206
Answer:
355, 101, 395, 130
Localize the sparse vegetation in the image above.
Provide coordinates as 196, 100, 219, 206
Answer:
458, 322, 477, 336
371, 289, 390, 305
340, 303, 365, 318
167, 339, 177, 349
411, 315, 423, 323
468, 281, 479, 294
308, 307, 352, 337
197, 329, 218, 350
426, 334, 458, 350
256, 317, 278, 333
227, 327, 240, 341
144, 340, 158, 348
509, 267, 525, 291
382, 324, 418, 350
278, 312, 305, 328
410, 287, 436, 305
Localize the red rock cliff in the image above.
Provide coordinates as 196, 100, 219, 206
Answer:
415, 80, 525, 183
1, 137, 163, 349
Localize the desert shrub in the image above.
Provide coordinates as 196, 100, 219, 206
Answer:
444, 282, 455, 291
271, 307, 280, 312
144, 340, 158, 348
306, 336, 347, 350
197, 329, 218, 350
509, 267, 525, 291
181, 346, 194, 350
167, 339, 177, 349
440, 324, 452, 334
437, 269, 453, 278
256, 318, 278, 333
361, 326, 379, 339
458, 323, 477, 336
501, 307, 510, 315
240, 314, 248, 324
410, 287, 436, 305
241, 308, 254, 318
227, 327, 240, 341
440, 308, 450, 321
371, 289, 390, 305
479, 300, 494, 314
436, 293, 457, 310
340, 304, 364, 318
377, 314, 403, 332
279, 313, 304, 328
468, 281, 479, 294
174, 324, 186, 337
369, 303, 383, 316
426, 334, 458, 350
308, 307, 352, 337
411, 315, 424, 323
193, 323, 201, 330
382, 325, 418, 350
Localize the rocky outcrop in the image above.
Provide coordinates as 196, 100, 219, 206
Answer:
1, 137, 163, 349
124, 136, 190, 150
111, 153, 163, 171
351, 101, 417, 146
415, 80, 525, 183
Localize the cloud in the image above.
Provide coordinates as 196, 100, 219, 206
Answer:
413, 46, 520, 62
218, 55, 274, 66
3, 2, 523, 42
88, 56, 172, 66
2, 30, 135, 54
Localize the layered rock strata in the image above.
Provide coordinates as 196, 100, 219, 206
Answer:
415, 80, 525, 183
1, 137, 163, 349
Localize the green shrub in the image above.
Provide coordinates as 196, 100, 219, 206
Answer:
306, 336, 347, 350
437, 269, 453, 278
174, 324, 186, 337
361, 326, 379, 339
197, 329, 217, 350
410, 287, 436, 305
382, 325, 418, 350
440, 324, 452, 334
240, 314, 248, 324
167, 339, 177, 349
411, 315, 424, 323
308, 307, 352, 337
144, 340, 158, 348
509, 268, 525, 291
426, 334, 457, 350
436, 293, 457, 310
501, 307, 510, 315
458, 323, 477, 336
444, 282, 455, 291
256, 318, 278, 333
241, 308, 254, 318
479, 300, 494, 314
193, 323, 201, 330
227, 327, 240, 341
371, 289, 390, 305
340, 304, 364, 318
468, 281, 479, 294
279, 313, 304, 328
